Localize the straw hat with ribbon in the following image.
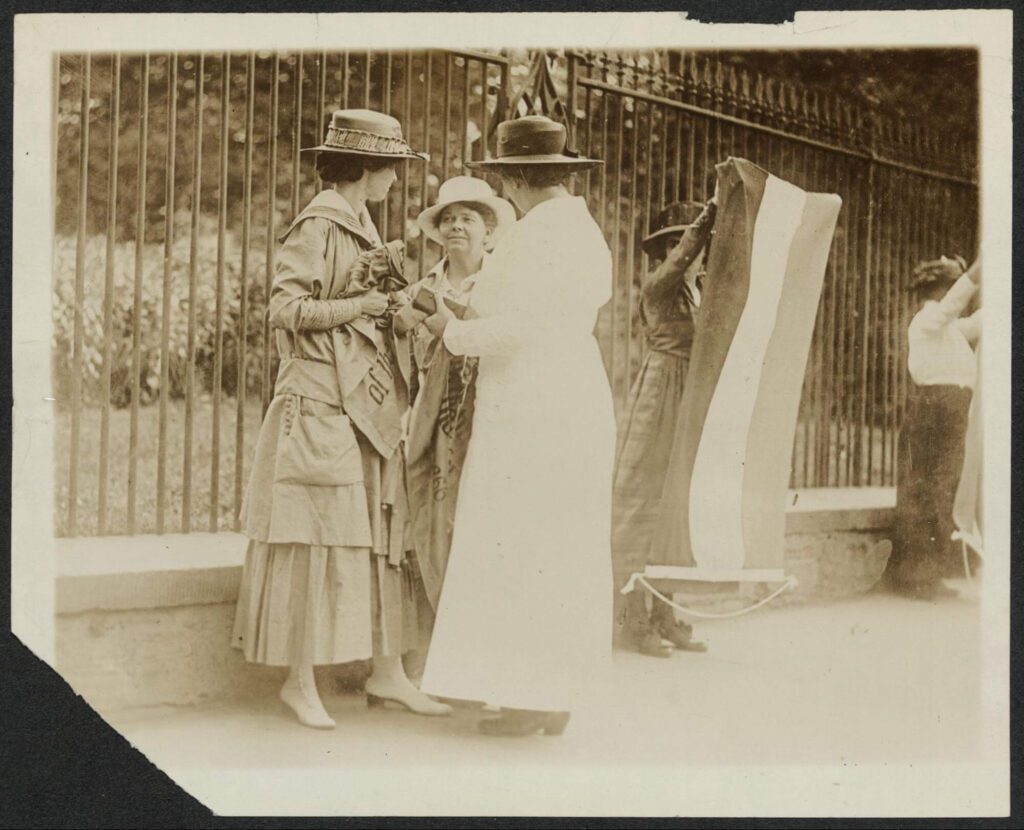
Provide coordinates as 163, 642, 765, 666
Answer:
302, 109, 428, 160
416, 176, 517, 248
464, 115, 602, 172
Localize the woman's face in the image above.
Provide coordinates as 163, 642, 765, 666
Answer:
656, 232, 683, 263
366, 163, 399, 202
438, 203, 491, 258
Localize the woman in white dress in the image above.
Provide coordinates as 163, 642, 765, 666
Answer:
418, 116, 617, 737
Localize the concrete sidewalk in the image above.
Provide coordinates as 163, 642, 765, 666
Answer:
106, 582, 993, 815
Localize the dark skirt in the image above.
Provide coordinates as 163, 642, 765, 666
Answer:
611, 350, 689, 592
889, 382, 973, 585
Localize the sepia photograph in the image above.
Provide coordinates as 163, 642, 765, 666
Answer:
9, 9, 1013, 819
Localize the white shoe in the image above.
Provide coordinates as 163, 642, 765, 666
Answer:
364, 678, 453, 716
279, 680, 336, 729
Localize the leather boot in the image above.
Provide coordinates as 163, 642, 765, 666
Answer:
651, 597, 707, 652
625, 590, 672, 658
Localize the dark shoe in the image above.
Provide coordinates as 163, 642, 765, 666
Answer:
625, 595, 673, 657
478, 709, 570, 737
650, 596, 707, 653
657, 620, 708, 653
636, 629, 674, 658
615, 589, 649, 647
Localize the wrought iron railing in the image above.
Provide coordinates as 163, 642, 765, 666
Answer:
52, 47, 978, 536
563, 49, 977, 491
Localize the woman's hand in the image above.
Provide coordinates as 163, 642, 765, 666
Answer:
663, 200, 717, 274
965, 257, 981, 286
393, 303, 430, 335
423, 294, 456, 337
357, 289, 390, 318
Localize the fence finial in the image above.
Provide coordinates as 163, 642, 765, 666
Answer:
801, 88, 814, 131
763, 76, 777, 115
809, 90, 822, 134
725, 65, 740, 114
683, 52, 702, 103
752, 72, 766, 118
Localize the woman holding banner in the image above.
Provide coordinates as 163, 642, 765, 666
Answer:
611, 200, 716, 658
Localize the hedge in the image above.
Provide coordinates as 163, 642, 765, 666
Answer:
52, 227, 272, 408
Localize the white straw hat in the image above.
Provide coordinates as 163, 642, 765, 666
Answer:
416, 176, 517, 248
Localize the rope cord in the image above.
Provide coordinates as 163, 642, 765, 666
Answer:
634, 573, 797, 620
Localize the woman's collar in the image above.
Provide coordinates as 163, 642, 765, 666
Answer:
311, 188, 380, 239
428, 252, 488, 289
310, 188, 360, 218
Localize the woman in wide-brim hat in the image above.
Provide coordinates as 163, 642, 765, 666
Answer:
231, 108, 453, 729
416, 116, 617, 737
414, 175, 517, 252
611, 199, 716, 660
396, 177, 515, 633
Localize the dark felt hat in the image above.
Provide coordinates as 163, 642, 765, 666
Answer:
464, 115, 602, 171
302, 109, 428, 160
641, 201, 706, 257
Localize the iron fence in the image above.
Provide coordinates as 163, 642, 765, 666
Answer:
564, 49, 977, 492
52, 48, 978, 537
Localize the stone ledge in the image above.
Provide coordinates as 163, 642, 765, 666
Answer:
784, 487, 895, 534
53, 488, 895, 711
56, 532, 247, 614
56, 488, 895, 615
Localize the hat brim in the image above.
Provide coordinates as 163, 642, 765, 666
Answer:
417, 195, 517, 248
640, 224, 691, 256
465, 154, 603, 171
301, 145, 429, 161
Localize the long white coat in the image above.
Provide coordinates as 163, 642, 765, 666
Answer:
419, 195, 617, 711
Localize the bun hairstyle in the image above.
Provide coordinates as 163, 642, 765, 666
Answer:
500, 163, 578, 189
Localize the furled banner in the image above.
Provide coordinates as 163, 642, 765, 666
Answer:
645, 157, 842, 583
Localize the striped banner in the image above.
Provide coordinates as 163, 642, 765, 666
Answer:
647, 157, 842, 582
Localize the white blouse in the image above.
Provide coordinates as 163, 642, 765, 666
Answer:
908, 274, 981, 389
